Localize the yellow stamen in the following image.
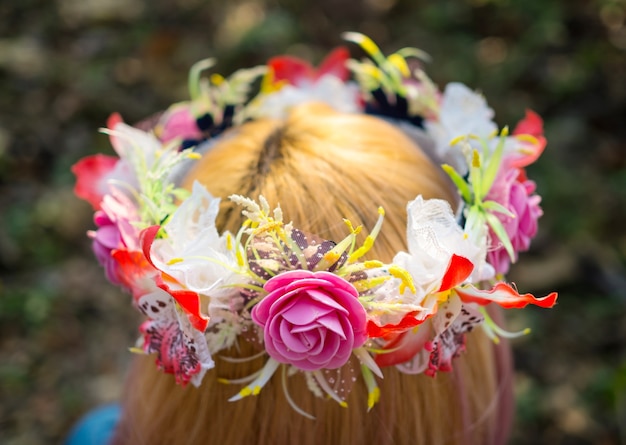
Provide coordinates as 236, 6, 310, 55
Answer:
364, 260, 384, 268
128, 347, 146, 355
187, 152, 202, 160
449, 134, 467, 146
388, 265, 416, 294
348, 236, 374, 263
367, 387, 381, 410
387, 53, 410, 77
239, 387, 253, 398
349, 32, 380, 58
343, 219, 362, 235
226, 233, 233, 251
236, 249, 245, 267
210, 73, 224, 85
348, 207, 385, 263
167, 257, 184, 265
515, 134, 539, 145
323, 251, 341, 264
472, 149, 481, 168
353, 276, 389, 292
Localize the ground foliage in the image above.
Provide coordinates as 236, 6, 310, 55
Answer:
0, 0, 625, 444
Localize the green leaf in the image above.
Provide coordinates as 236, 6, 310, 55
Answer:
396, 47, 432, 63
442, 164, 472, 203
482, 200, 515, 217
485, 212, 515, 261
464, 204, 485, 236
469, 149, 483, 202
188, 58, 216, 100
481, 128, 508, 197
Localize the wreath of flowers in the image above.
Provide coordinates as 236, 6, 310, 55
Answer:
72, 33, 557, 416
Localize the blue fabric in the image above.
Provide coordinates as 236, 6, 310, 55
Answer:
66, 404, 121, 445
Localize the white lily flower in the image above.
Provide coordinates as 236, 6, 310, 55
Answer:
424, 83, 498, 175
150, 182, 241, 301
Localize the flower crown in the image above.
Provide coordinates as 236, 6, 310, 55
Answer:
73, 33, 557, 416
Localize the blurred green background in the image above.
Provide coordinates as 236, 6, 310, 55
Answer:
1, 0, 625, 443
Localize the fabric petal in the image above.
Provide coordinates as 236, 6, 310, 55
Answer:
316, 47, 350, 81
456, 282, 558, 309
438, 254, 474, 292
375, 324, 431, 368
72, 154, 119, 210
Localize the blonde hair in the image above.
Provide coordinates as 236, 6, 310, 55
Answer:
112, 103, 513, 445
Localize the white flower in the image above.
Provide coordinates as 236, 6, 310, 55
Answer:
365, 196, 492, 328
398, 198, 473, 290
107, 121, 163, 171
424, 83, 497, 175
149, 182, 241, 311
254, 75, 362, 118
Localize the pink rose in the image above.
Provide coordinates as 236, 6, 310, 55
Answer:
251, 270, 367, 371
486, 163, 543, 274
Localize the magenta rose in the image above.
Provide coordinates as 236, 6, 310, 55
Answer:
251, 270, 367, 371
486, 163, 543, 274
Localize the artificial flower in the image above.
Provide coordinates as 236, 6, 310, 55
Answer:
143, 183, 240, 319
267, 47, 351, 87
156, 104, 205, 145
255, 47, 361, 117
137, 286, 213, 386
72, 35, 559, 413
485, 160, 543, 274
88, 189, 141, 286
72, 154, 119, 210
424, 82, 498, 175
252, 270, 368, 371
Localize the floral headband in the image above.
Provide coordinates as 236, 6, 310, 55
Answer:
73, 33, 557, 416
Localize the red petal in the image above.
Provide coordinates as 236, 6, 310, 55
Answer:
367, 311, 424, 338
513, 110, 543, 137
374, 326, 431, 368
456, 282, 558, 309
139, 226, 209, 332
71, 154, 118, 210
107, 112, 123, 130
111, 249, 156, 301
508, 110, 547, 169
267, 56, 314, 86
157, 277, 209, 332
107, 112, 126, 154
140, 225, 161, 268
316, 47, 350, 81
438, 254, 474, 292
